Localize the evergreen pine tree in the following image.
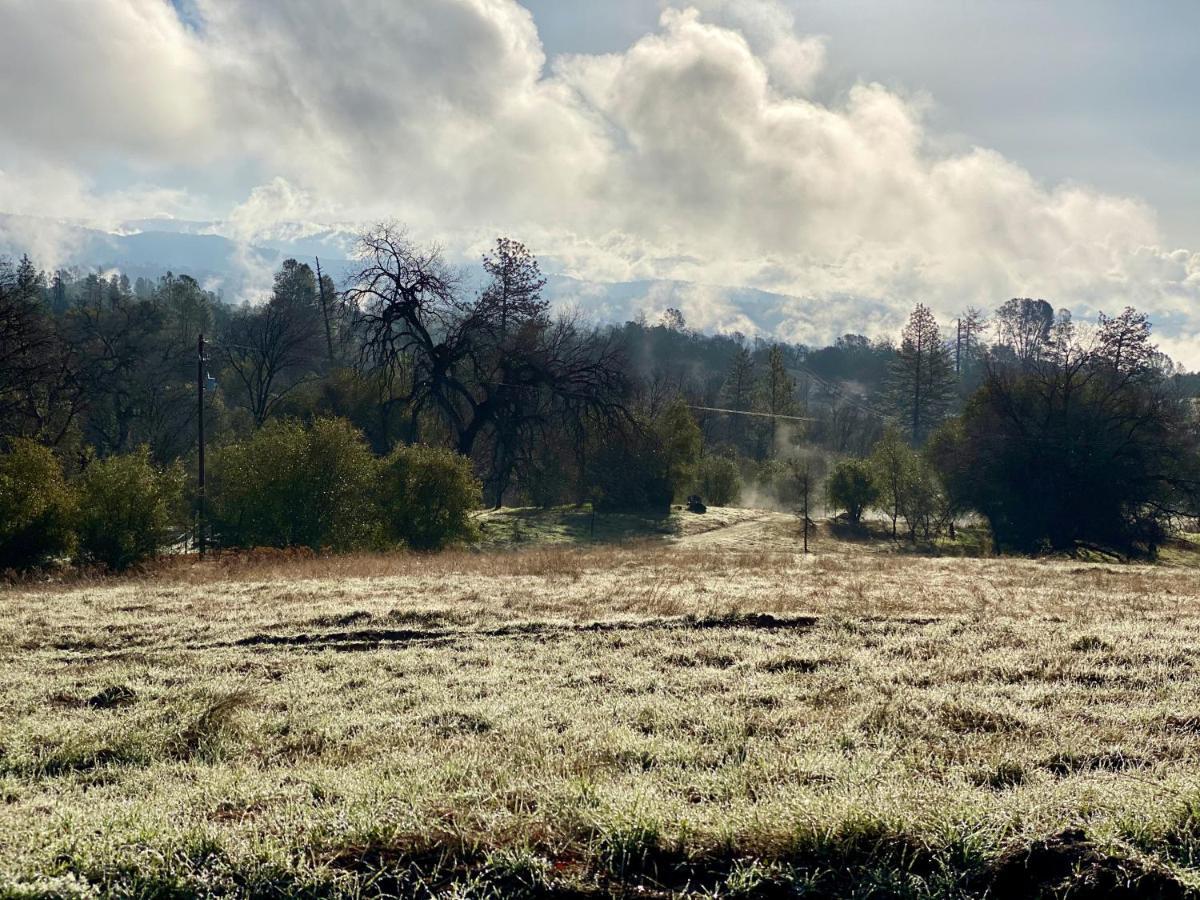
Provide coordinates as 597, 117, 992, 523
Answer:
888, 304, 954, 444
720, 342, 755, 454
753, 344, 798, 458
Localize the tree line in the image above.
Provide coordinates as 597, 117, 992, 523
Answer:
823, 301, 1200, 556
2, 227, 1199, 569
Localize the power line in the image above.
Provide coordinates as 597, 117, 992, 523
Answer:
486, 382, 815, 423
790, 362, 887, 422
687, 405, 814, 423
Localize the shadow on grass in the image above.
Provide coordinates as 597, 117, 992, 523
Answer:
42, 823, 1192, 899
227, 612, 820, 653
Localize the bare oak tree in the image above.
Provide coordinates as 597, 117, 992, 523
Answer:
221, 261, 324, 427
342, 225, 629, 501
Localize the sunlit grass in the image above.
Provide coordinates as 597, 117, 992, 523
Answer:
3, 538, 1200, 896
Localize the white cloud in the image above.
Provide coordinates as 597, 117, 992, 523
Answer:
0, 158, 197, 268
682, 0, 827, 95
0, 0, 213, 161
0, 0, 1198, 363
224, 178, 331, 244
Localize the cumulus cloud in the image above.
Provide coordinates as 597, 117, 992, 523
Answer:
224, 178, 331, 244
0, 0, 212, 161
682, 0, 827, 95
0, 0, 1198, 362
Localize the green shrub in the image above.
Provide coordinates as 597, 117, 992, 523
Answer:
897, 456, 945, 542
377, 444, 481, 550
826, 458, 880, 524
76, 447, 184, 570
869, 427, 920, 538
695, 455, 741, 506
0, 440, 77, 570
208, 418, 381, 551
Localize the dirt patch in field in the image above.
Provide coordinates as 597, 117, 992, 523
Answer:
234, 626, 444, 651
227, 612, 821, 652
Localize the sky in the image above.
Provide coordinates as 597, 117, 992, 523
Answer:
527, 0, 1200, 248
1, 0, 1198, 362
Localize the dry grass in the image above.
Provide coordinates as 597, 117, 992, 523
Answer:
4, 530, 1200, 897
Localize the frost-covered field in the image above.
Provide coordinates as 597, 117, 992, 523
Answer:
4, 542, 1200, 897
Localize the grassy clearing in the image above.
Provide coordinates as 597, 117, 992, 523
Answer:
472, 504, 769, 550
4, 535, 1200, 897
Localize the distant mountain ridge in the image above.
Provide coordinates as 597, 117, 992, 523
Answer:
0, 213, 877, 345
0, 214, 358, 300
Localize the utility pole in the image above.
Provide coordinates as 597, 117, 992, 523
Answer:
802, 473, 810, 554
315, 257, 335, 364
956, 318, 962, 375
197, 333, 206, 558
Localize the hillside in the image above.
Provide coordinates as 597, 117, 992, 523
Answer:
474, 505, 1200, 563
